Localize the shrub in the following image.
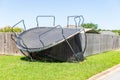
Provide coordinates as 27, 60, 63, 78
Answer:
0, 26, 23, 32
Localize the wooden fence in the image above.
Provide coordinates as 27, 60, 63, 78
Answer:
84, 34, 120, 56
0, 33, 21, 55
0, 33, 120, 56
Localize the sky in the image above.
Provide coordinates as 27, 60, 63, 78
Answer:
0, 0, 120, 30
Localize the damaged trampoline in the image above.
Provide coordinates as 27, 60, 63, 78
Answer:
11, 15, 87, 62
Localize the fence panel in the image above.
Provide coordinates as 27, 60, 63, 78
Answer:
0, 33, 22, 55
4, 33, 21, 55
92, 34, 101, 54
84, 34, 94, 56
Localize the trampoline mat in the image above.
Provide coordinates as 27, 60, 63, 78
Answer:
15, 27, 81, 52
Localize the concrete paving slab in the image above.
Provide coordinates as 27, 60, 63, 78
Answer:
88, 64, 120, 80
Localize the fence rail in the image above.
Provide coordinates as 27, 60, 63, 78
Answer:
0, 33, 120, 56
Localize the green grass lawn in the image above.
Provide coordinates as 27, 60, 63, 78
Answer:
0, 50, 120, 80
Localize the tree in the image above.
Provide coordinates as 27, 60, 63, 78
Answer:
81, 23, 98, 29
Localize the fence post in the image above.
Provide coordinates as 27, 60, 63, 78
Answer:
0, 33, 5, 54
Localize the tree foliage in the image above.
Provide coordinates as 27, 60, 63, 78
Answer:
0, 26, 23, 32
82, 23, 98, 29
112, 30, 120, 35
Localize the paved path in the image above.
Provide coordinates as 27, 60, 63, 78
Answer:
88, 64, 120, 80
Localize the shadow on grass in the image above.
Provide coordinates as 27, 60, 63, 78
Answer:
20, 57, 30, 61
20, 56, 64, 63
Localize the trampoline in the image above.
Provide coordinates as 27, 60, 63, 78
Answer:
12, 15, 87, 62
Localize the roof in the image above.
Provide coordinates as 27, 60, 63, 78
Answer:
64, 25, 99, 34
100, 31, 118, 35
85, 28, 99, 34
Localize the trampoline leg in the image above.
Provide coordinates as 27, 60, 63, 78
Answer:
28, 52, 34, 61
64, 38, 79, 62
20, 50, 33, 61
75, 52, 84, 61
